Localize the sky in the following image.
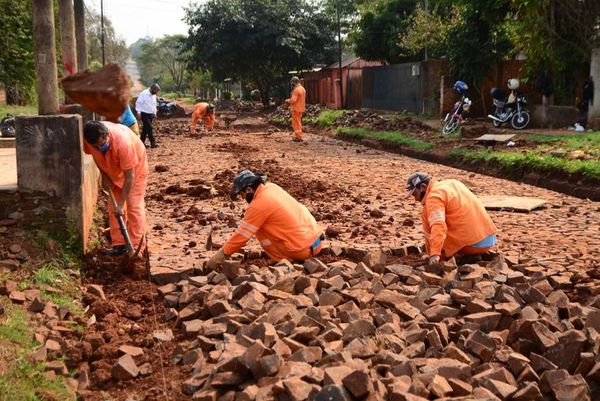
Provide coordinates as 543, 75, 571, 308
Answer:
85, 0, 200, 45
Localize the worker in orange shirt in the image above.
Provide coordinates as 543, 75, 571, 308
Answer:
285, 76, 306, 142
206, 170, 324, 269
405, 172, 497, 265
191, 102, 216, 134
83, 121, 148, 256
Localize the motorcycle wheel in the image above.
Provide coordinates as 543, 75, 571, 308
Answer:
511, 111, 530, 130
442, 117, 459, 135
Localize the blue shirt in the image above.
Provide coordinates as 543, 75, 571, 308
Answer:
470, 233, 497, 248
120, 105, 136, 127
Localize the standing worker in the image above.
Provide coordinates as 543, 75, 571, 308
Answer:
285, 76, 306, 142
206, 170, 324, 269
83, 121, 148, 256
120, 105, 139, 136
405, 172, 497, 265
190, 102, 216, 134
135, 83, 160, 148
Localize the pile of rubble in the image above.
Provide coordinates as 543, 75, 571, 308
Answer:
270, 105, 327, 122
216, 99, 259, 113
333, 111, 434, 135
147, 246, 600, 400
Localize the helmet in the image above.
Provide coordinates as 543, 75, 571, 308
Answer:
230, 170, 267, 200
453, 80, 468, 95
290, 76, 300, 86
404, 172, 431, 198
507, 79, 520, 90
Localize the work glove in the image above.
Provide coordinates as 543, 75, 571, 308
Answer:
428, 255, 441, 265
206, 248, 226, 271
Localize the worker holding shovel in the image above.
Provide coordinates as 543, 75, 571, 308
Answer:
83, 121, 149, 257
405, 172, 497, 265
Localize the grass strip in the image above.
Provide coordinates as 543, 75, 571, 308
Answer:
449, 149, 600, 180
337, 127, 434, 151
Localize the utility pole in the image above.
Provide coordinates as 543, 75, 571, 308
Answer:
336, 0, 344, 109
100, 0, 105, 65
424, 0, 429, 61
32, 0, 59, 114
74, 0, 88, 71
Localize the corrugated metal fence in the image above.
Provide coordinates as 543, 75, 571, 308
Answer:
362, 63, 423, 113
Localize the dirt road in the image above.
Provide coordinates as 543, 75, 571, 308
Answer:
81, 115, 600, 400
146, 116, 600, 276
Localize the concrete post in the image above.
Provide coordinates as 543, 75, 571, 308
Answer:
589, 48, 600, 129
74, 0, 88, 71
15, 115, 99, 252
32, 0, 59, 115
59, 0, 77, 77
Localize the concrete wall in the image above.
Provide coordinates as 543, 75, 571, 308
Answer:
15, 115, 99, 252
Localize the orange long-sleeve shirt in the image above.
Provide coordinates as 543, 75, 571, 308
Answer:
191, 102, 215, 131
287, 84, 306, 113
421, 179, 497, 257
83, 121, 148, 188
223, 183, 321, 256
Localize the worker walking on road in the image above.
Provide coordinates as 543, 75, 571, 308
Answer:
191, 102, 216, 133
206, 170, 324, 269
405, 172, 497, 265
120, 105, 139, 136
135, 83, 160, 148
83, 121, 149, 256
285, 76, 306, 142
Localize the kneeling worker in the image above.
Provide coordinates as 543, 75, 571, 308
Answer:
206, 170, 324, 269
405, 172, 497, 265
83, 121, 148, 255
191, 102, 216, 133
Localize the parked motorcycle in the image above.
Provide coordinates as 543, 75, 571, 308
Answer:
0, 114, 16, 138
157, 97, 178, 118
442, 81, 472, 135
487, 79, 531, 130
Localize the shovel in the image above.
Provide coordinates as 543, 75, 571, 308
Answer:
106, 187, 134, 254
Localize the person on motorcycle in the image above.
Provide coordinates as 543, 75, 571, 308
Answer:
191, 102, 216, 133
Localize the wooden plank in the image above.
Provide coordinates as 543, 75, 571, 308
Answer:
479, 195, 548, 212
473, 134, 515, 142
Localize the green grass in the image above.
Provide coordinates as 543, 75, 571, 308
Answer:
0, 104, 37, 117
337, 127, 434, 151
449, 149, 600, 180
160, 92, 196, 103
525, 132, 600, 155
0, 302, 75, 401
19, 260, 83, 316
316, 109, 345, 127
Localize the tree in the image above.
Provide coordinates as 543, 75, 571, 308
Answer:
350, 0, 417, 63
185, 0, 337, 106
442, 0, 512, 96
85, 8, 129, 66
0, 0, 35, 105
135, 35, 190, 94
398, 3, 460, 59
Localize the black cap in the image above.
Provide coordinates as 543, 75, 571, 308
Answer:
404, 172, 431, 198
230, 170, 267, 200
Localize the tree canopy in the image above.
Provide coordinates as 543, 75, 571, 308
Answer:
185, 0, 337, 105
134, 35, 189, 93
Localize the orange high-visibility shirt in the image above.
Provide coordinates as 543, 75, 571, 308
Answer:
223, 183, 321, 255
420, 179, 497, 257
83, 121, 148, 188
288, 84, 306, 113
191, 102, 215, 130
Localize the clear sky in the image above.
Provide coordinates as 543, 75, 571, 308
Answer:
85, 0, 200, 45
